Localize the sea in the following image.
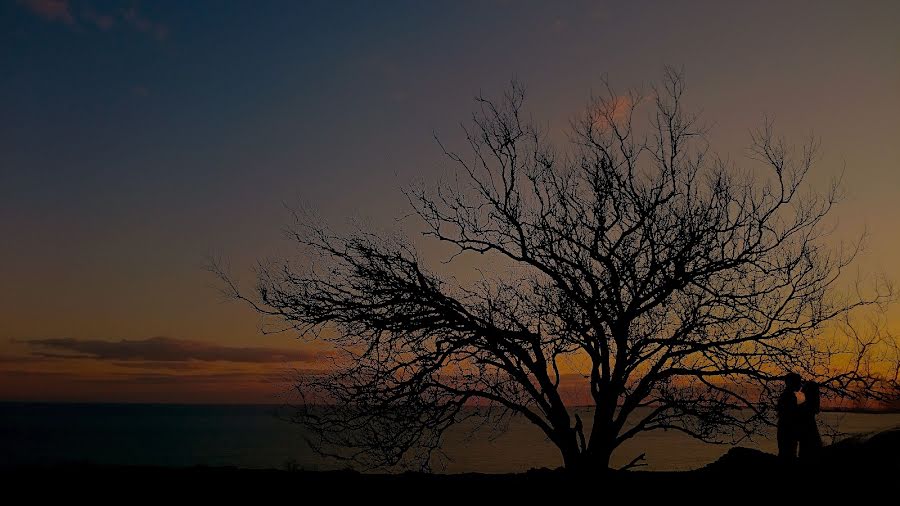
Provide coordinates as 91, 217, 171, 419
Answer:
1, 403, 897, 472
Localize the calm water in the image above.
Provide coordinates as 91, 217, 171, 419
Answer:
2, 403, 897, 472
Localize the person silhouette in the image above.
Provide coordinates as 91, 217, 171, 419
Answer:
777, 373, 802, 462
797, 381, 822, 460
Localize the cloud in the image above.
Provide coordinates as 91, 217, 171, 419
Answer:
121, 5, 168, 41
0, 368, 311, 403
549, 18, 566, 33
82, 6, 114, 30
23, 336, 320, 363
594, 95, 635, 127
109, 360, 214, 371
18, 0, 73, 24
0, 354, 46, 364
131, 85, 150, 97
0, 366, 329, 403
18, 1, 168, 40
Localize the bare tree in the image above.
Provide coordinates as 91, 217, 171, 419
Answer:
213, 68, 897, 472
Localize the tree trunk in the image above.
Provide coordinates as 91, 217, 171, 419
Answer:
560, 446, 613, 473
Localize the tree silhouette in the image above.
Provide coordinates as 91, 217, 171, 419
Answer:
213, 68, 897, 472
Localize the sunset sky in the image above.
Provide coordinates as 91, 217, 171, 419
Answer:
2, 0, 899, 403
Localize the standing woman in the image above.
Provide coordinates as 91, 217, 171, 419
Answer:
798, 381, 823, 459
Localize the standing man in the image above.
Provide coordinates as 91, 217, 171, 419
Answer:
777, 373, 803, 462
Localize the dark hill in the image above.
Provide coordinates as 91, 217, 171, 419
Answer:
7, 427, 897, 501
702, 426, 900, 475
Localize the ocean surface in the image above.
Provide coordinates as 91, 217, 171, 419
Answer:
2, 403, 898, 472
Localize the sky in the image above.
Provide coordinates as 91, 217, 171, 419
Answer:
1, 0, 898, 403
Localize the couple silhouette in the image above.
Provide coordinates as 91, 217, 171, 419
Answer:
777, 373, 823, 462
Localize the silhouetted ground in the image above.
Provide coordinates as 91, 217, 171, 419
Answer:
7, 428, 897, 501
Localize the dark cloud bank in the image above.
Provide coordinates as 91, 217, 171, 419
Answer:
23, 336, 317, 363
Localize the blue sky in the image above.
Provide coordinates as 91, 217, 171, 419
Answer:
2, 0, 898, 402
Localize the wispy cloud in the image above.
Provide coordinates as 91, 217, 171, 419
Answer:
131, 85, 150, 97
594, 95, 636, 127
0, 368, 316, 403
549, 18, 566, 33
18, 0, 74, 24
121, 5, 168, 41
18, 0, 168, 40
0, 354, 47, 364
82, 6, 114, 30
23, 336, 319, 363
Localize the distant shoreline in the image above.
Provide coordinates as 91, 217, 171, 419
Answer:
2, 400, 898, 415
818, 406, 900, 414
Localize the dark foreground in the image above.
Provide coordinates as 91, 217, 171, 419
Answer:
7, 428, 898, 501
